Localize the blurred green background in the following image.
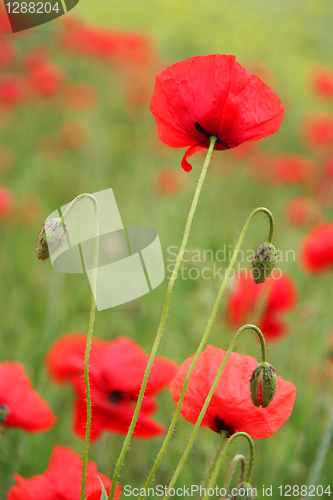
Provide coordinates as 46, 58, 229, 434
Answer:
0, 0, 333, 498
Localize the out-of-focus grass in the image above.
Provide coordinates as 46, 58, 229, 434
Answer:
0, 0, 333, 498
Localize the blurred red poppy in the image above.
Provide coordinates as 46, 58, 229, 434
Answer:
0, 75, 25, 107
226, 273, 298, 341
0, 38, 16, 69
170, 345, 296, 438
285, 197, 322, 227
273, 154, 316, 185
59, 18, 154, 68
25, 51, 66, 97
0, 186, 14, 216
154, 168, 187, 195
300, 223, 333, 273
310, 66, 333, 100
0, 362, 56, 432
65, 83, 98, 110
303, 113, 333, 149
8, 446, 121, 500
46, 334, 178, 441
150, 54, 284, 171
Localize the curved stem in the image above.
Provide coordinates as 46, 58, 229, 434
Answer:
223, 454, 247, 496
141, 208, 273, 499
306, 400, 333, 499
108, 136, 217, 500
61, 194, 99, 500
163, 325, 264, 499
202, 432, 227, 490
203, 432, 255, 500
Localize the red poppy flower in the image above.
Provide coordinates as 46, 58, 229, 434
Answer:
46, 334, 178, 441
285, 197, 321, 227
300, 223, 333, 273
150, 55, 284, 172
7, 446, 121, 500
154, 168, 187, 195
310, 66, 333, 100
170, 345, 296, 438
0, 362, 56, 432
273, 154, 316, 185
25, 51, 66, 98
226, 273, 297, 341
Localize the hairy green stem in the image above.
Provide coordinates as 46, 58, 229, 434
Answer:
140, 208, 273, 499
60, 194, 99, 500
108, 137, 218, 500
203, 432, 255, 500
306, 400, 333, 499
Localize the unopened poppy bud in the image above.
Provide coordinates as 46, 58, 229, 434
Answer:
252, 242, 277, 284
227, 482, 257, 500
35, 218, 67, 261
250, 362, 277, 408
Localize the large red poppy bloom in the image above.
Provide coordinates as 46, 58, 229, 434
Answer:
46, 334, 177, 441
170, 345, 296, 438
150, 55, 284, 171
300, 223, 333, 273
0, 362, 56, 432
226, 273, 297, 341
8, 446, 121, 500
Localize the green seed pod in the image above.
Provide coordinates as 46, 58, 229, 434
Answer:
250, 362, 277, 408
252, 242, 277, 284
35, 218, 67, 261
227, 482, 257, 500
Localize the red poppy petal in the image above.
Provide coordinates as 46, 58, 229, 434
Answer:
181, 144, 206, 172
46, 333, 107, 382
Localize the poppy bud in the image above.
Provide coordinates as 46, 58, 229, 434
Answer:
35, 218, 67, 261
252, 242, 277, 284
250, 362, 277, 408
227, 482, 257, 500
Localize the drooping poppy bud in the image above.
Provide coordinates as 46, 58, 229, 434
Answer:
250, 362, 277, 408
35, 218, 67, 261
252, 242, 277, 284
227, 482, 257, 500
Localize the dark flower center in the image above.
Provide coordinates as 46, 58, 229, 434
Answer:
0, 404, 10, 424
194, 122, 230, 148
213, 416, 235, 437
109, 391, 124, 404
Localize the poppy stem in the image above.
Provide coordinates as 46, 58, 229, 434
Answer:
140, 209, 272, 498
202, 432, 255, 500
163, 325, 262, 499
109, 136, 218, 500
223, 454, 247, 496
59, 193, 99, 500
